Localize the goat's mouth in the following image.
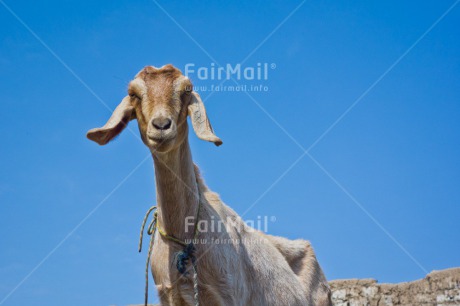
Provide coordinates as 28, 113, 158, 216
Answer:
149, 135, 173, 143
148, 135, 167, 142
147, 133, 176, 150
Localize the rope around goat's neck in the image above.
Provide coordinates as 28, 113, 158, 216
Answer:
138, 197, 202, 306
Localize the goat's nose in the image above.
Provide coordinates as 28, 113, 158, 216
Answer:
152, 117, 172, 131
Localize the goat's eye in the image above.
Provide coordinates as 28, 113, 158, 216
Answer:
129, 93, 140, 100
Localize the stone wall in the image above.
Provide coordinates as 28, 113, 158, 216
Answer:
330, 268, 460, 306
131, 267, 460, 306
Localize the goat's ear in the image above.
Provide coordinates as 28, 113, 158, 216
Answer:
86, 96, 135, 145
188, 92, 223, 146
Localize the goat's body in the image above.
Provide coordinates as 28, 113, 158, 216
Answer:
151, 166, 331, 306
87, 65, 331, 306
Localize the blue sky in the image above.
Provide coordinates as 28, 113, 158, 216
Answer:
1, 0, 459, 305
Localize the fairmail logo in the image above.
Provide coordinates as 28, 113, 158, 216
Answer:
184, 63, 276, 81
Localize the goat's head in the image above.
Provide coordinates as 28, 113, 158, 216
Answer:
86, 64, 222, 153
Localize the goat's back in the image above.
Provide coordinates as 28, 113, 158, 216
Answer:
263, 234, 332, 306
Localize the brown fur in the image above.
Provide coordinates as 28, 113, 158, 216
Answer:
87, 65, 331, 305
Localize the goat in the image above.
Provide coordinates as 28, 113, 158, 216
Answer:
87, 64, 331, 306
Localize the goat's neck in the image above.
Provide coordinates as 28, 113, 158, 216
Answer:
152, 137, 199, 240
